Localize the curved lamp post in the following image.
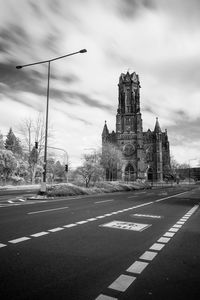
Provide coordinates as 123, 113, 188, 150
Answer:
16, 49, 87, 193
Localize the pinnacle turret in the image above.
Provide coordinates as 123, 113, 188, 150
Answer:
154, 117, 161, 133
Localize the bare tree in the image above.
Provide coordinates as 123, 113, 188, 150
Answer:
17, 113, 53, 183
101, 143, 123, 181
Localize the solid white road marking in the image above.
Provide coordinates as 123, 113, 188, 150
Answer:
127, 261, 149, 274
149, 243, 165, 251
163, 232, 175, 237
139, 251, 157, 261
96, 216, 105, 219
95, 199, 114, 204
157, 237, 170, 243
48, 227, 64, 232
28, 206, 69, 214
63, 224, 77, 228
109, 274, 136, 292
95, 295, 117, 300
0, 243, 7, 248
31, 232, 49, 237
9, 237, 31, 243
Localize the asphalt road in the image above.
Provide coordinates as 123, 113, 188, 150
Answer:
0, 185, 199, 300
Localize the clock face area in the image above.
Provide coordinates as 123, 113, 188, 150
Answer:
123, 143, 135, 156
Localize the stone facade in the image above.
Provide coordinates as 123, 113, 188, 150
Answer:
102, 71, 171, 182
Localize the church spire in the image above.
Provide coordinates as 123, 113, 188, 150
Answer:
154, 117, 161, 133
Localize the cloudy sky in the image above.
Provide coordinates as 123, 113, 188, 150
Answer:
0, 0, 200, 167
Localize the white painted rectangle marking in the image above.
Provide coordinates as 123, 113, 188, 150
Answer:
157, 237, 170, 243
76, 220, 88, 224
48, 227, 64, 232
100, 221, 151, 232
95, 295, 117, 300
87, 218, 97, 221
139, 251, 157, 261
0, 243, 7, 248
169, 227, 179, 232
163, 232, 175, 237
104, 213, 113, 216
96, 216, 105, 219
150, 243, 165, 251
177, 221, 185, 224
31, 232, 49, 237
132, 213, 162, 219
127, 261, 149, 274
109, 274, 136, 292
63, 224, 77, 228
9, 237, 31, 243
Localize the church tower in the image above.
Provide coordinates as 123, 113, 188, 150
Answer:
115, 71, 146, 180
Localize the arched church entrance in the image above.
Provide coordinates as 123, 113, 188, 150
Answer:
125, 163, 135, 182
147, 167, 153, 182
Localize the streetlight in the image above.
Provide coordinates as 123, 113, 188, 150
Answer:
16, 49, 87, 193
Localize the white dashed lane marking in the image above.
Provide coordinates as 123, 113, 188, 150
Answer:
63, 224, 77, 228
173, 224, 182, 228
109, 274, 136, 292
28, 206, 69, 214
0, 243, 7, 248
76, 220, 88, 224
157, 237, 170, 243
31, 232, 49, 237
87, 218, 97, 221
139, 251, 157, 261
48, 227, 64, 232
169, 227, 179, 232
163, 232, 175, 237
9, 237, 31, 244
127, 261, 149, 274
149, 243, 165, 251
95, 199, 114, 204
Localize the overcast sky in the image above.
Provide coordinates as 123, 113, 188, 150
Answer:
0, 0, 200, 167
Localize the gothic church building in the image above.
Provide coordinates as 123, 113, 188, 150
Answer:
102, 71, 171, 182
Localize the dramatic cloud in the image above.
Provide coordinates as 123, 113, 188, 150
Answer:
0, 0, 200, 166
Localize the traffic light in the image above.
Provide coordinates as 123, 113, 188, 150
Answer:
65, 164, 68, 172
35, 141, 38, 149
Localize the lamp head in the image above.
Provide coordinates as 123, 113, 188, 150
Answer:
79, 49, 87, 53
16, 65, 22, 69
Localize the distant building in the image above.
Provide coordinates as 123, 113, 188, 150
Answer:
102, 71, 171, 182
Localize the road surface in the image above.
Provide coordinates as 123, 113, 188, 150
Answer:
0, 185, 199, 299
